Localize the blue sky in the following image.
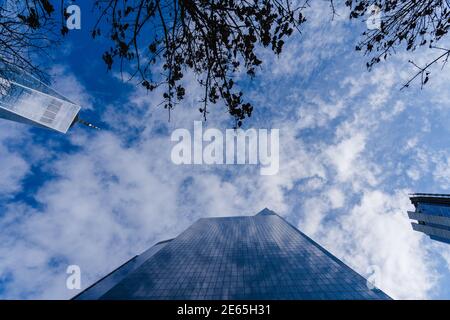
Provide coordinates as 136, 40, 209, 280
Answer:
1, 0, 450, 299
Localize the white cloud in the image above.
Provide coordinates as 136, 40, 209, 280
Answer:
50, 65, 94, 110
325, 133, 366, 182
327, 188, 345, 208
0, 124, 30, 197
322, 190, 437, 299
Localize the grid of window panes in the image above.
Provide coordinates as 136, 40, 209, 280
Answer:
411, 199, 450, 244
417, 202, 450, 218
100, 214, 390, 300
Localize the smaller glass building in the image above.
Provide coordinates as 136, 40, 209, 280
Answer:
408, 193, 450, 244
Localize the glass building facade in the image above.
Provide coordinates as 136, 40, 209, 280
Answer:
408, 193, 450, 244
0, 61, 80, 133
74, 209, 391, 300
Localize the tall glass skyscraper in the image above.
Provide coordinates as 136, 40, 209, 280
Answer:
73, 209, 391, 300
408, 193, 450, 244
0, 61, 81, 133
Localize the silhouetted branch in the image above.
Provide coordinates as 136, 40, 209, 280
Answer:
347, 0, 450, 88
0, 0, 62, 92
93, 0, 308, 126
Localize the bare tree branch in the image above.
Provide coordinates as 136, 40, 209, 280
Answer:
93, 0, 308, 127
348, 0, 450, 88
